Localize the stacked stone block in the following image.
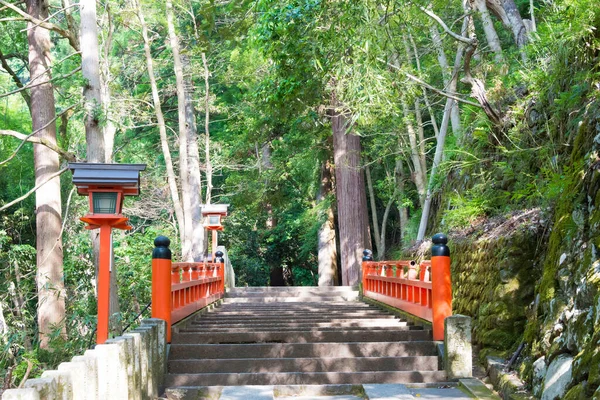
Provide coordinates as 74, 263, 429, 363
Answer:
1, 319, 166, 400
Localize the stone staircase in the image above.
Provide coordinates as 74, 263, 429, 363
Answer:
164, 286, 447, 392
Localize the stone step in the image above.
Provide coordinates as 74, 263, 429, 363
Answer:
199, 309, 391, 316
190, 315, 399, 323
178, 325, 421, 333
169, 341, 438, 360
196, 311, 394, 319
227, 286, 358, 293
185, 320, 408, 329
164, 370, 448, 386
222, 296, 358, 303
172, 328, 433, 344
216, 302, 373, 308
226, 291, 359, 298
169, 356, 440, 373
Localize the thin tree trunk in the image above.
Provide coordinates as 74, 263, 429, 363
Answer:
470, 0, 504, 63
379, 192, 395, 260
429, 25, 461, 137
166, 0, 193, 261
396, 160, 408, 238
331, 90, 371, 287
414, 99, 428, 176
529, 0, 536, 32
365, 164, 381, 257
0, 300, 6, 338
8, 259, 32, 350
317, 158, 338, 286
401, 100, 427, 207
136, 0, 185, 250
202, 52, 213, 205
417, 9, 471, 241
26, 0, 66, 348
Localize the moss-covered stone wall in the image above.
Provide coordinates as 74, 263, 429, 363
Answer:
520, 100, 600, 399
450, 229, 544, 356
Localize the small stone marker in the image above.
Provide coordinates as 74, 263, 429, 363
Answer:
444, 314, 473, 379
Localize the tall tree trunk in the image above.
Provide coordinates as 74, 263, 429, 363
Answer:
182, 55, 204, 262
261, 143, 283, 285
331, 91, 371, 286
470, 0, 504, 63
136, 0, 185, 250
202, 52, 213, 205
81, 0, 122, 336
317, 158, 338, 286
26, 0, 66, 349
100, 5, 116, 162
167, 0, 193, 261
80, 0, 104, 163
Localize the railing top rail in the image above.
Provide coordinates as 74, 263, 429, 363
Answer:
172, 276, 221, 291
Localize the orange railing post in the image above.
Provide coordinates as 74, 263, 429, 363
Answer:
431, 233, 452, 341
152, 236, 173, 343
361, 249, 373, 295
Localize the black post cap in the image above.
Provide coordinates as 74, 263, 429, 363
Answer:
152, 236, 172, 260
362, 249, 373, 261
215, 250, 224, 263
431, 233, 450, 257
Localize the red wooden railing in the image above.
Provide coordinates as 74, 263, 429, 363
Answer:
362, 260, 434, 321
170, 261, 224, 325
151, 236, 225, 342
361, 234, 452, 340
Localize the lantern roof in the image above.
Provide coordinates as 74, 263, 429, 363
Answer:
201, 204, 229, 216
68, 163, 146, 195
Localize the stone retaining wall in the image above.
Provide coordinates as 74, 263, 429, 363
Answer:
2, 319, 167, 400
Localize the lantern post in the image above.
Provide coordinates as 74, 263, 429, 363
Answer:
200, 204, 229, 260
68, 163, 146, 344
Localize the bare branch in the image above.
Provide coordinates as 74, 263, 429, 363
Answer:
1, 104, 77, 166
0, 48, 30, 108
0, 0, 79, 51
0, 168, 67, 212
377, 57, 481, 108
416, 4, 476, 46
0, 66, 81, 100
0, 129, 77, 161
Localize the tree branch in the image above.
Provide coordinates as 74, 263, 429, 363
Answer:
0, 0, 79, 51
0, 168, 67, 212
0, 66, 81, 100
0, 104, 77, 167
0, 48, 30, 108
0, 128, 77, 162
377, 57, 481, 108
416, 4, 476, 46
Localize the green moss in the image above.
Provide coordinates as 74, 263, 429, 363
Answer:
478, 329, 517, 352
563, 382, 589, 400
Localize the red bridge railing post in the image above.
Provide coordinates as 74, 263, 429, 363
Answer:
152, 236, 173, 343
431, 233, 452, 341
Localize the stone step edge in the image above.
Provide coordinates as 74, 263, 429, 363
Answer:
162, 382, 461, 399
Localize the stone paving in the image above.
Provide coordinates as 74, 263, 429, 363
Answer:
207, 383, 477, 399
